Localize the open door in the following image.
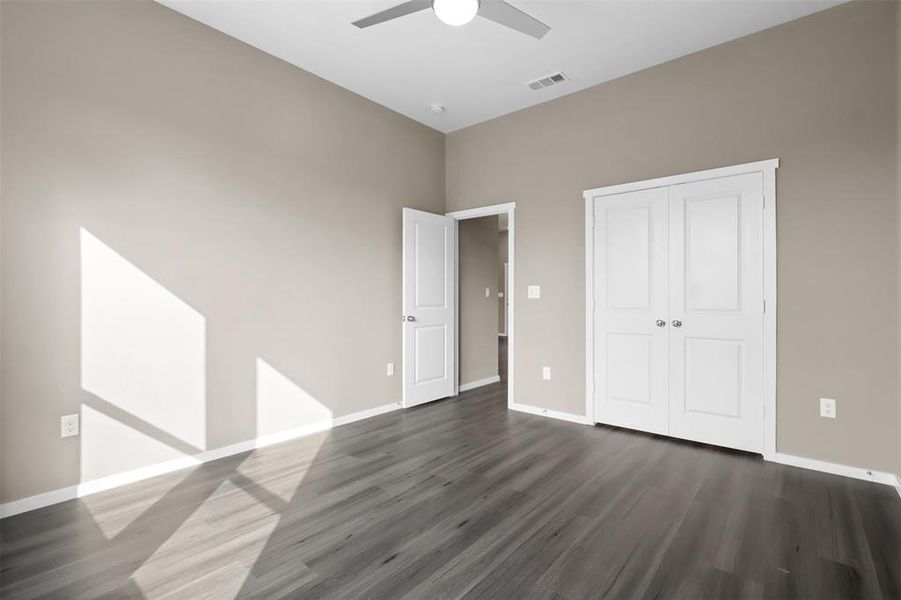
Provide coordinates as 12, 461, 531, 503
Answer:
402, 208, 456, 407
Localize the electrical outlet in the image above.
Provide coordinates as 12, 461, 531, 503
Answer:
387, 362, 395, 377
61, 414, 80, 438
542, 367, 551, 380
528, 285, 541, 299
820, 398, 836, 419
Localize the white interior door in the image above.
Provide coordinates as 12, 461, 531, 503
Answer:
668, 173, 764, 452
402, 208, 456, 408
593, 188, 669, 434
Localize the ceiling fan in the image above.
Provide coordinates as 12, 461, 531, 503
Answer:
352, 0, 550, 40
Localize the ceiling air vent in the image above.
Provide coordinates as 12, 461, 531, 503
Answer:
527, 72, 568, 91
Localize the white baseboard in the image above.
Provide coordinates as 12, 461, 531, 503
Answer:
0, 401, 402, 519
509, 402, 591, 425
764, 451, 899, 487
458, 375, 501, 392
504, 409, 901, 498
5, 402, 897, 519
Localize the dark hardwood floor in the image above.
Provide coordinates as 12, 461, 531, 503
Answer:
2, 353, 900, 598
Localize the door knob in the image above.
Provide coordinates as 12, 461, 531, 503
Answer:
406, 315, 416, 322
656, 319, 666, 327
672, 320, 682, 328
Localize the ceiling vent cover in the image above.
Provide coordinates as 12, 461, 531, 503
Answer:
527, 72, 568, 91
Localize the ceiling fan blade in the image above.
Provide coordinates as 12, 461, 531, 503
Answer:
352, 0, 431, 29
478, 0, 550, 39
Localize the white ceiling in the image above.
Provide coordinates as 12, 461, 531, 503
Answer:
159, 0, 842, 132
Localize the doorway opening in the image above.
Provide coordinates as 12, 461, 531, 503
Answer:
448, 203, 515, 409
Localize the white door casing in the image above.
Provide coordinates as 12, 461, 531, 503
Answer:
402, 208, 456, 408
446, 202, 516, 410
593, 188, 669, 435
668, 173, 764, 452
503, 262, 509, 336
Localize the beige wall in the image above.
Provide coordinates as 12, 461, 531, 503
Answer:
898, 0, 901, 481
447, 1, 901, 474
3, 0, 901, 505
459, 216, 499, 384
0, 1, 444, 503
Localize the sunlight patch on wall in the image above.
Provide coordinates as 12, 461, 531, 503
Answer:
256, 358, 333, 438
80, 228, 206, 451
80, 405, 188, 489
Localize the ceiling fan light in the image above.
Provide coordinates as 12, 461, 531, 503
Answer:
432, 0, 479, 26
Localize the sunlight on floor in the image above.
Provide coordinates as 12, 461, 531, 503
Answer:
130, 478, 281, 599
78, 467, 195, 541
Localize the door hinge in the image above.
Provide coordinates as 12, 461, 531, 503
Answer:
761, 195, 766, 210
762, 299, 766, 314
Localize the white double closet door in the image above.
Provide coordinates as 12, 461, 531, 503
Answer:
594, 172, 764, 453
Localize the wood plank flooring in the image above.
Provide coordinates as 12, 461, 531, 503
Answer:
2, 368, 900, 598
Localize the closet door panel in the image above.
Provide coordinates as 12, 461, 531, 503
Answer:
668, 173, 764, 453
593, 188, 668, 435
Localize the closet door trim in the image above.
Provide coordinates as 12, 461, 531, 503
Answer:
584, 158, 778, 457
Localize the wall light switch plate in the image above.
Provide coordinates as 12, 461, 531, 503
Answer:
485, 287, 491, 298
820, 397, 836, 419
542, 367, 551, 380
528, 285, 541, 299
61, 414, 80, 438
387, 362, 395, 377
